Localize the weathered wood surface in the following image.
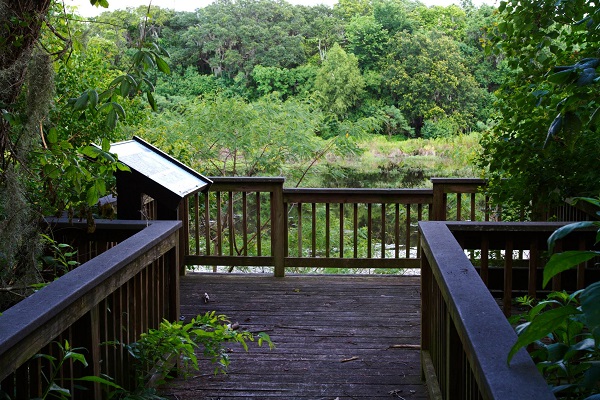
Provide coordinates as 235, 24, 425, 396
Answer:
168, 273, 427, 399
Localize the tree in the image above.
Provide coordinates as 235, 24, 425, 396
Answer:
0, 0, 170, 307
314, 43, 365, 119
346, 15, 389, 71
384, 30, 486, 135
478, 0, 600, 218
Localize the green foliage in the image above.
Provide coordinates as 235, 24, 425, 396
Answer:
384, 30, 488, 136
509, 199, 600, 398
39, 234, 79, 277
122, 312, 274, 391
315, 43, 365, 119
32, 340, 122, 400
509, 292, 600, 399
139, 94, 325, 177
479, 0, 600, 218
346, 16, 389, 71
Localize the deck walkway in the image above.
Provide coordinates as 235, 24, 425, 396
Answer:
166, 273, 427, 400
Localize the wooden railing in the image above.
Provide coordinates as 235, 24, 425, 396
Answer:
419, 221, 599, 399
0, 219, 181, 399
183, 177, 490, 276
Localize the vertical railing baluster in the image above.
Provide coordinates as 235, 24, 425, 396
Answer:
456, 193, 462, 221
381, 203, 386, 259
340, 203, 344, 258
480, 234, 489, 287
367, 204, 372, 258
228, 191, 234, 256
216, 192, 222, 256
298, 203, 303, 258
353, 203, 358, 258
529, 237, 539, 298
194, 192, 200, 255
503, 238, 513, 317
405, 204, 411, 258
470, 192, 476, 221
417, 204, 423, 256
312, 203, 316, 257
256, 192, 261, 256
325, 203, 330, 258
204, 192, 210, 256
242, 192, 248, 256
395, 203, 400, 259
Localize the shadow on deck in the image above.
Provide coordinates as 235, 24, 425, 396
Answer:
167, 273, 427, 400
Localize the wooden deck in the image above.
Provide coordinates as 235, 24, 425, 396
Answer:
166, 273, 427, 400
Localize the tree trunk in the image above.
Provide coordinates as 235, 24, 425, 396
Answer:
0, 0, 52, 168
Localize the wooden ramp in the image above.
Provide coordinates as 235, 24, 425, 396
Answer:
167, 273, 427, 400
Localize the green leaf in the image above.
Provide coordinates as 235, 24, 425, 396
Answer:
581, 282, 600, 341
47, 128, 58, 144
106, 108, 117, 130
548, 69, 574, 84
155, 55, 171, 75
73, 92, 89, 111
147, 92, 157, 111
109, 75, 124, 88
119, 79, 130, 98
88, 89, 98, 108
508, 305, 581, 364
589, 107, 600, 127
76, 376, 123, 390
111, 102, 126, 119
116, 162, 130, 172
547, 221, 597, 253
101, 138, 110, 152
48, 382, 70, 396
86, 186, 99, 206
80, 145, 101, 158
64, 351, 88, 367
544, 251, 600, 287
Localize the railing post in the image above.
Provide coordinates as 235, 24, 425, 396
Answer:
431, 179, 446, 221
271, 180, 285, 277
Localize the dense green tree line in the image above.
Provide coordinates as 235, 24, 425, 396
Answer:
84, 0, 499, 140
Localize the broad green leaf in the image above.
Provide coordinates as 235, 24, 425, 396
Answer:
590, 107, 600, 127
155, 55, 171, 75
108, 75, 124, 88
80, 145, 101, 158
48, 382, 70, 395
76, 376, 123, 390
88, 89, 98, 108
111, 102, 126, 119
47, 128, 58, 144
581, 282, 600, 341
86, 186, 99, 206
116, 162, 130, 172
64, 351, 88, 367
543, 251, 600, 287
119, 79, 130, 97
106, 108, 117, 130
147, 92, 157, 111
548, 69, 574, 84
508, 305, 581, 364
100, 138, 109, 152
73, 92, 89, 111
547, 221, 597, 253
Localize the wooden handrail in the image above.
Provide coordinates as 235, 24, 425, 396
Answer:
419, 221, 555, 399
0, 219, 181, 398
183, 177, 488, 276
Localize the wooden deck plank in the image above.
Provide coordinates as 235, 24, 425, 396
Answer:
166, 273, 427, 400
